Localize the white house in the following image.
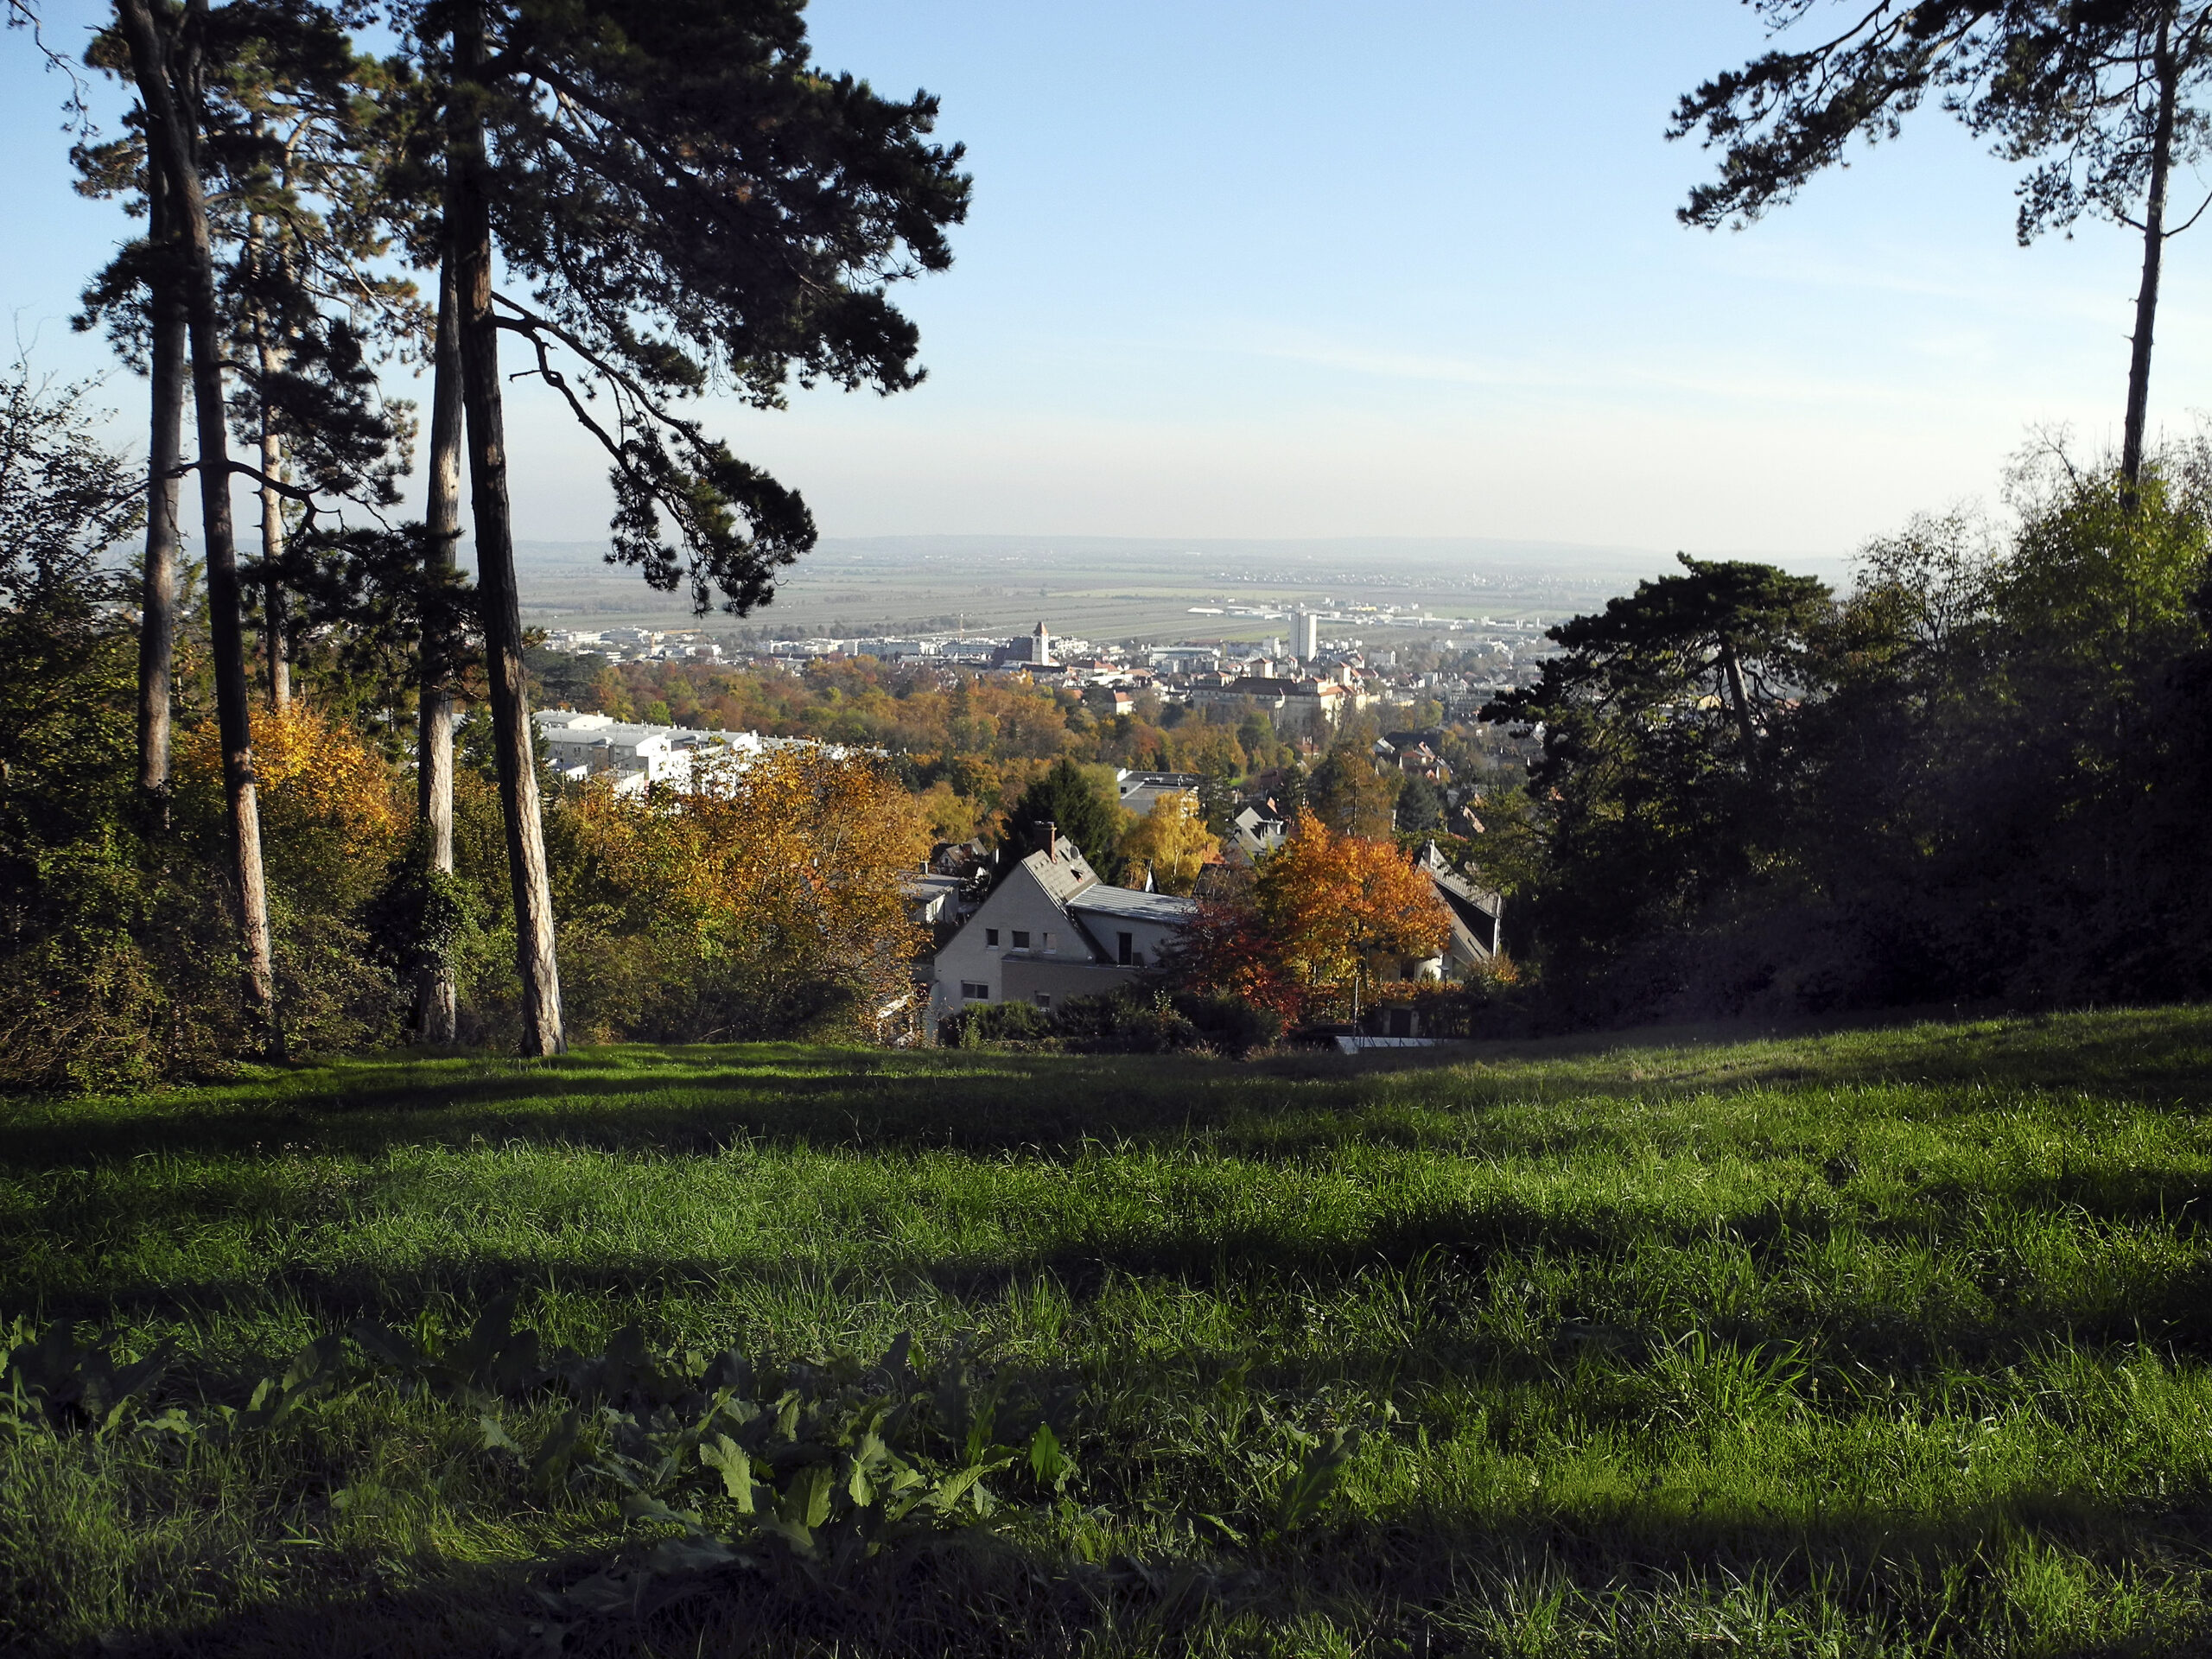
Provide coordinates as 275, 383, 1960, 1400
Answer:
926, 829, 1196, 1031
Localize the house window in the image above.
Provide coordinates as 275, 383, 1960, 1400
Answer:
1117, 931, 1134, 966
1034, 994, 1052, 1009
1041, 931, 1052, 952
960, 982, 989, 1001
1011, 931, 1031, 949
985, 928, 1000, 946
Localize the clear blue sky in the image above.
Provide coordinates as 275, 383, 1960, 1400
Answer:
5, 0, 2208, 561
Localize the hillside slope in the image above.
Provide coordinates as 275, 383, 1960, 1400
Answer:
7, 1009, 2212, 1656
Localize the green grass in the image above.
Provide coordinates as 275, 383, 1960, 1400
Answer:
9, 1007, 2212, 1656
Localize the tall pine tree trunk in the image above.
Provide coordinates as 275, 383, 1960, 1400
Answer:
251, 259, 291, 712
416, 258, 463, 1044
2123, 10, 2178, 493
452, 0, 564, 1055
117, 0, 281, 1051
137, 160, 186, 817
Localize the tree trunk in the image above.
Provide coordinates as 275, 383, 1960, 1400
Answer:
1719, 638, 1761, 777
452, 0, 565, 1056
251, 264, 291, 711
2123, 9, 2178, 494
116, 0, 282, 1052
137, 158, 186, 818
416, 257, 463, 1044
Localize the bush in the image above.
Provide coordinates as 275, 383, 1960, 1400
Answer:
1173, 992, 1283, 1057
938, 999, 1055, 1048
1051, 988, 1206, 1055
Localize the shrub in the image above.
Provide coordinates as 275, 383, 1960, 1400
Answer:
938, 999, 1055, 1048
1051, 988, 1205, 1055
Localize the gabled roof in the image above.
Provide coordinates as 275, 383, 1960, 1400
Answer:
1019, 844, 1100, 906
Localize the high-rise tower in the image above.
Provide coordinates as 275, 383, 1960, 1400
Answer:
1294, 609, 1319, 662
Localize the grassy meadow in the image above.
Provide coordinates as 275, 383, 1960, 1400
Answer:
8, 1008, 2212, 1655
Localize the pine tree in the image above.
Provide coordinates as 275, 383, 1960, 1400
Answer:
1675, 2, 2212, 491
391, 0, 969, 1054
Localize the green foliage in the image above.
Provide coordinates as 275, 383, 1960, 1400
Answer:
1048, 988, 1205, 1055
1483, 456, 2212, 1017
1306, 744, 1396, 838
938, 998, 1055, 1048
941, 988, 1281, 1057
1393, 772, 1445, 835
448, 0, 970, 616
995, 758, 1127, 880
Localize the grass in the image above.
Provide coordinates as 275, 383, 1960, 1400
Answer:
7, 1007, 2212, 1655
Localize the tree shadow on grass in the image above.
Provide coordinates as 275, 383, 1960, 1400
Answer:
81, 1479, 2212, 1658
23, 1191, 2212, 1395
15, 1006, 2212, 1171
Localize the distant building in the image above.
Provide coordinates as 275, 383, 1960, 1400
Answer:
1116, 769, 1204, 816
534, 709, 861, 796
1231, 804, 1287, 858
1188, 675, 1352, 729
1294, 608, 1320, 661
926, 828, 1195, 1031
1029, 620, 1053, 666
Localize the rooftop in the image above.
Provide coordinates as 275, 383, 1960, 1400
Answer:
1066, 886, 1199, 926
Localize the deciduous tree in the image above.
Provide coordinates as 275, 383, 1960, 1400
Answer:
1119, 790, 1217, 895
569, 749, 928, 1040
1253, 809, 1449, 998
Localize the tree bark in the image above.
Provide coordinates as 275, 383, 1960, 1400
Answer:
137, 158, 186, 817
2123, 9, 2178, 493
416, 257, 463, 1044
116, 0, 282, 1052
251, 237, 291, 712
452, 0, 565, 1055
1719, 638, 1762, 778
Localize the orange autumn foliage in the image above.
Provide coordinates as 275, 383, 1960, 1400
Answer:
569, 747, 931, 1039
1168, 810, 1450, 1021
1255, 810, 1449, 988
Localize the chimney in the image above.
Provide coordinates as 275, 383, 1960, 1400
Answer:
1035, 819, 1058, 858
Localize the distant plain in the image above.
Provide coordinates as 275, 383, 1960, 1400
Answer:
506, 536, 1854, 644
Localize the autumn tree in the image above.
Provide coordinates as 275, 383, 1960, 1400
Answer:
1168, 810, 1447, 1021
1119, 790, 1217, 895
566, 749, 929, 1040
1255, 810, 1450, 1002
1674, 2, 2212, 489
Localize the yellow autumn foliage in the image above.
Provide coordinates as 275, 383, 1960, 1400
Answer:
569, 747, 931, 1040
175, 704, 404, 907
1117, 790, 1217, 896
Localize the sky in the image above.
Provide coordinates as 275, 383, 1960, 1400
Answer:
4, 1, 2210, 563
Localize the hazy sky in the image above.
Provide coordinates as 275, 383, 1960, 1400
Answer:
5, 1, 2209, 560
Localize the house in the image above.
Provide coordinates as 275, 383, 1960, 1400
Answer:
1418, 841, 1504, 976
900, 872, 969, 929
925, 827, 1197, 1031
1230, 804, 1287, 858
1116, 769, 1204, 817
1084, 684, 1137, 719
